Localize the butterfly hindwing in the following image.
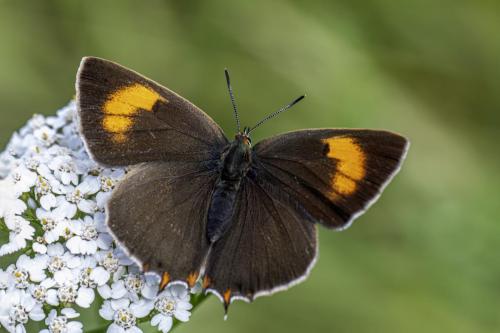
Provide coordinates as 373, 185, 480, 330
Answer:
107, 160, 217, 288
253, 129, 409, 229
76, 57, 228, 166
203, 176, 317, 306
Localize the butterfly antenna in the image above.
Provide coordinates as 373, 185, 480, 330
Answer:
247, 95, 305, 134
225, 68, 241, 133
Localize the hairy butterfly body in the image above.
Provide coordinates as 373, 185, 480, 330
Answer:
76, 57, 409, 313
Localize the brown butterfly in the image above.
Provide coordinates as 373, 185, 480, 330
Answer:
76, 57, 409, 314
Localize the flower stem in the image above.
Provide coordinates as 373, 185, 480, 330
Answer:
86, 328, 107, 333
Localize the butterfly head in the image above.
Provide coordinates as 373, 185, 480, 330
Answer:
235, 127, 252, 147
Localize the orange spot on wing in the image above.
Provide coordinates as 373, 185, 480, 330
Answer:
159, 272, 170, 290
102, 83, 166, 143
323, 136, 366, 196
202, 276, 211, 289
223, 289, 231, 304
187, 272, 199, 288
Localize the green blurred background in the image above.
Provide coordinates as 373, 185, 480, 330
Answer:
1, 0, 499, 332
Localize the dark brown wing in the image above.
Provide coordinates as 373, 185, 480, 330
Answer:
253, 129, 409, 229
203, 176, 317, 309
107, 160, 218, 288
76, 57, 228, 166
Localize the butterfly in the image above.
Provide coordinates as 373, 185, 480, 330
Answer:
76, 57, 409, 313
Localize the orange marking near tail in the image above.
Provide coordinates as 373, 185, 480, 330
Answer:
223, 289, 231, 304
202, 276, 211, 289
187, 272, 199, 288
159, 272, 170, 290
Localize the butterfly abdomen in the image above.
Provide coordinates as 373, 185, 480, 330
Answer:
207, 181, 239, 243
207, 135, 251, 243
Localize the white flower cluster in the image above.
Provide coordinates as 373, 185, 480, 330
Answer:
0, 102, 198, 333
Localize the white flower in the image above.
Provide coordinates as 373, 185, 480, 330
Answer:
98, 272, 158, 302
32, 241, 48, 254
0, 216, 35, 256
99, 298, 153, 333
78, 256, 110, 288
0, 268, 14, 291
27, 114, 47, 130
10, 165, 37, 194
66, 215, 111, 255
65, 257, 110, 308
0, 178, 31, 256
5, 131, 35, 160
58, 114, 83, 150
50, 196, 79, 220
23, 155, 41, 171
0, 152, 14, 179
60, 179, 99, 216
74, 285, 96, 309
124, 266, 159, 300
16, 254, 48, 283
42, 251, 94, 308
96, 249, 133, 281
45, 243, 81, 285
98, 280, 128, 300
123, 274, 145, 301
40, 308, 83, 333
29, 279, 56, 304
0, 289, 45, 333
6, 265, 29, 289
35, 207, 71, 245
33, 170, 62, 211
97, 251, 121, 275
151, 284, 192, 333
33, 125, 57, 147
0, 178, 26, 218
49, 103, 74, 130
48, 155, 79, 186
55, 283, 78, 305
94, 169, 125, 208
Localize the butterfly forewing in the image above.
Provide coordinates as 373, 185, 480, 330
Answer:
253, 129, 409, 229
76, 57, 228, 166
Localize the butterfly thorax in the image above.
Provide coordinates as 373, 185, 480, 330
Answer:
207, 134, 252, 243
220, 134, 252, 181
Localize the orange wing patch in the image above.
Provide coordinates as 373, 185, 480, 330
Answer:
223, 289, 232, 304
159, 272, 171, 290
202, 275, 212, 289
102, 83, 167, 143
323, 136, 366, 196
186, 272, 199, 288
